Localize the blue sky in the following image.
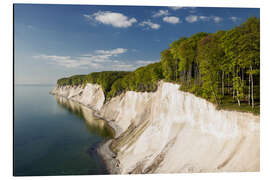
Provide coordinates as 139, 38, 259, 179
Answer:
14, 4, 260, 85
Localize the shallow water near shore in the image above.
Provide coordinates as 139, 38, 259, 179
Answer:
14, 85, 113, 176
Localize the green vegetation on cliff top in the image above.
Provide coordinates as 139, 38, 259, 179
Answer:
57, 17, 260, 115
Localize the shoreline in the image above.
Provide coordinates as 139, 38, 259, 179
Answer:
50, 83, 260, 173
50, 92, 120, 174
93, 112, 122, 174
97, 140, 120, 174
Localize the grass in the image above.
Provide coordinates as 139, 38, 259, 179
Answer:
216, 96, 260, 115
175, 81, 260, 115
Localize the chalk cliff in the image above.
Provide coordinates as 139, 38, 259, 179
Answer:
51, 81, 259, 174
51, 83, 105, 111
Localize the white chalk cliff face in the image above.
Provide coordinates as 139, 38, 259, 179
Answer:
52, 81, 259, 174
51, 83, 105, 111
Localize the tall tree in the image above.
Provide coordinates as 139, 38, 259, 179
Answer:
237, 17, 260, 108
161, 49, 177, 81
198, 34, 224, 104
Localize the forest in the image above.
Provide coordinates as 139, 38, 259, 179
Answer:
57, 17, 260, 114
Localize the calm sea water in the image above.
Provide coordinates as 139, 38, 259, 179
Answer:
14, 85, 113, 176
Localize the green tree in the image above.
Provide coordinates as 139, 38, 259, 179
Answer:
161, 49, 177, 81
198, 34, 224, 104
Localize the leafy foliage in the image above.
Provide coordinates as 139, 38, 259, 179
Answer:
107, 62, 163, 100
57, 17, 260, 114
57, 63, 163, 101
57, 71, 130, 100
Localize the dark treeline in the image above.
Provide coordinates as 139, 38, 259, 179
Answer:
57, 71, 131, 96
57, 17, 260, 114
57, 63, 163, 100
161, 17, 259, 114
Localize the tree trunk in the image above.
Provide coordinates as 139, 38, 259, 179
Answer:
184, 70, 187, 82
198, 64, 201, 85
242, 68, 244, 82
222, 71, 224, 96
248, 72, 251, 105
237, 97, 241, 106
251, 65, 254, 109
237, 90, 241, 106
189, 63, 192, 84
233, 74, 235, 100
228, 73, 230, 95
212, 89, 219, 105
175, 65, 177, 81
194, 62, 197, 85
175, 60, 178, 81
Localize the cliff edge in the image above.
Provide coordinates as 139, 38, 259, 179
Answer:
51, 81, 260, 174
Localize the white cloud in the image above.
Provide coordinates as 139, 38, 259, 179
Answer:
33, 55, 71, 61
153, 10, 169, 18
199, 16, 210, 21
170, 7, 196, 13
34, 48, 128, 69
80, 55, 110, 63
229, 16, 240, 22
139, 20, 160, 30
111, 59, 159, 71
94, 48, 127, 56
136, 60, 158, 65
83, 14, 91, 19
82, 48, 127, 61
163, 16, 180, 24
82, 48, 127, 63
33, 54, 101, 68
84, 11, 137, 28
186, 15, 223, 23
169, 6, 183, 10
34, 49, 159, 72
212, 16, 223, 23
185, 15, 198, 23
112, 64, 135, 70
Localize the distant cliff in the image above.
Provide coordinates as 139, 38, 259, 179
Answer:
51, 81, 259, 174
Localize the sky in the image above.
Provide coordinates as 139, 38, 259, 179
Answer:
14, 4, 260, 85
